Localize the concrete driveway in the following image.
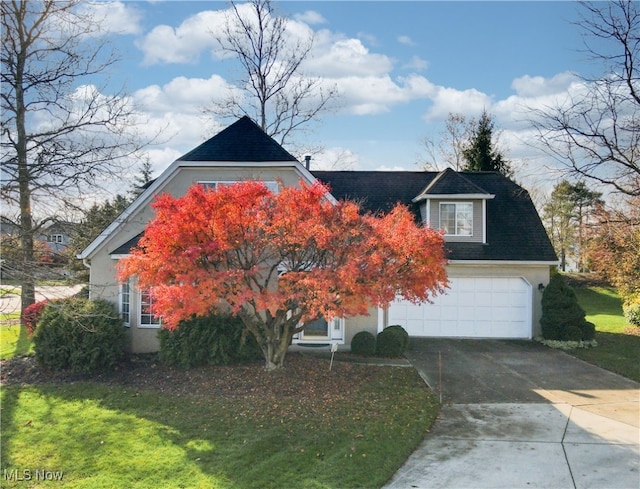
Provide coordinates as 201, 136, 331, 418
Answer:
384, 339, 640, 489
0, 285, 85, 316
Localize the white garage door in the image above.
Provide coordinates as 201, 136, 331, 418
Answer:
388, 277, 532, 339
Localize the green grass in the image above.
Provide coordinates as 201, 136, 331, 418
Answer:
0, 324, 33, 360
570, 285, 640, 382
0, 364, 438, 488
1, 286, 20, 297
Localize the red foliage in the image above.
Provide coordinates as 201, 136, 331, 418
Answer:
118, 180, 448, 367
585, 199, 640, 299
22, 300, 48, 336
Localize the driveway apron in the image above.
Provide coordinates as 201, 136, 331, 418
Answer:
384, 339, 640, 489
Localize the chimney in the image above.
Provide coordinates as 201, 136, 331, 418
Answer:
304, 155, 311, 170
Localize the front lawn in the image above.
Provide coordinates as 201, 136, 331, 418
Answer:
570, 284, 640, 382
0, 354, 438, 488
0, 324, 33, 360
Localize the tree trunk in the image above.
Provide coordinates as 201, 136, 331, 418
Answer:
263, 337, 290, 371
15, 29, 36, 319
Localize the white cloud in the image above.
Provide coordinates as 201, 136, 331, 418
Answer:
293, 10, 326, 25
136, 10, 225, 65
403, 55, 429, 71
311, 147, 358, 171
134, 75, 239, 114
423, 87, 493, 121
511, 72, 579, 98
83, 1, 143, 35
335, 74, 435, 115
375, 164, 411, 172
397, 35, 415, 46
305, 36, 394, 77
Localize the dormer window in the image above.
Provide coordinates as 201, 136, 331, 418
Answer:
440, 202, 473, 236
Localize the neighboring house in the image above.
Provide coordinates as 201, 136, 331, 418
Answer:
79, 116, 557, 353
40, 220, 76, 254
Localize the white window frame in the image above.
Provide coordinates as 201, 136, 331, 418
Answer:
139, 289, 162, 328
440, 202, 473, 237
198, 180, 279, 194
48, 234, 64, 243
119, 279, 131, 327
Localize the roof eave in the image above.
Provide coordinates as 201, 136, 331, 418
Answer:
448, 259, 559, 266
412, 193, 495, 202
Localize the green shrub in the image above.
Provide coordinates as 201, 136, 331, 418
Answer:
376, 326, 408, 358
158, 313, 261, 368
350, 331, 376, 356
581, 321, 596, 341
541, 274, 594, 341
623, 296, 640, 327
565, 325, 583, 341
34, 298, 125, 373
385, 325, 409, 350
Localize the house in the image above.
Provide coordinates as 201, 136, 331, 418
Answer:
40, 220, 77, 254
79, 116, 557, 353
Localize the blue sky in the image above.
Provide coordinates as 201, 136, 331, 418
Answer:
90, 1, 604, 196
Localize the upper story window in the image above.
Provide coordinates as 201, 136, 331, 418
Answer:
48, 234, 64, 243
199, 180, 279, 194
440, 202, 473, 236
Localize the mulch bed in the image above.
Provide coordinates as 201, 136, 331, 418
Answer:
0, 352, 387, 401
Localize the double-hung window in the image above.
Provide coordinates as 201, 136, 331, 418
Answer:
119, 279, 131, 326
140, 289, 162, 328
440, 202, 473, 236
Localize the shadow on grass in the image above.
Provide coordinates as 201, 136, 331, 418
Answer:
14, 324, 32, 358
570, 331, 640, 382
573, 286, 624, 316
0, 363, 436, 489
0, 324, 33, 361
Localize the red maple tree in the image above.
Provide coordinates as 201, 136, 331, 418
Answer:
118, 180, 448, 370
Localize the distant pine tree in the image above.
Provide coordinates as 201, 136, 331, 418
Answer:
462, 110, 512, 177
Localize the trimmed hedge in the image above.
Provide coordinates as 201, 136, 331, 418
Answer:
34, 298, 125, 373
540, 273, 595, 341
376, 325, 409, 358
158, 313, 262, 368
385, 325, 409, 350
350, 331, 376, 356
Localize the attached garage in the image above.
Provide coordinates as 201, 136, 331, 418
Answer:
388, 277, 532, 339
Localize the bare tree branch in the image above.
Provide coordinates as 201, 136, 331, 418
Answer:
206, 0, 339, 147
528, 0, 640, 197
1, 0, 156, 316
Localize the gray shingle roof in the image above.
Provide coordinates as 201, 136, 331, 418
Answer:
312, 170, 557, 263
178, 116, 298, 162
415, 167, 491, 197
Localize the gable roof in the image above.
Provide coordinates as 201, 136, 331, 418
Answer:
179, 116, 298, 162
413, 167, 493, 200
313, 170, 557, 263
80, 116, 313, 260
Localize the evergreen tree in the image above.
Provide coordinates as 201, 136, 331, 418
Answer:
540, 272, 595, 341
67, 195, 131, 279
462, 110, 512, 177
543, 180, 602, 271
